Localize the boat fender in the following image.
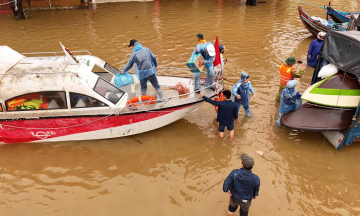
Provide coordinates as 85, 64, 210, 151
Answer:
126, 95, 157, 107
214, 92, 224, 113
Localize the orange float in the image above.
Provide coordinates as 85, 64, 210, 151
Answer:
126, 95, 157, 107
214, 92, 224, 113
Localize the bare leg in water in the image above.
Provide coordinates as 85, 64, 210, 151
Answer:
219, 130, 234, 139
229, 130, 234, 139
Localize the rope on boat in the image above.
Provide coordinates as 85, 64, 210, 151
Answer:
0, 80, 224, 130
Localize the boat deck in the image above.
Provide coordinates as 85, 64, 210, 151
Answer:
281, 103, 355, 131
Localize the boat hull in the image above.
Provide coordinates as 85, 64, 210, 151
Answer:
328, 9, 348, 23
327, 7, 360, 24
298, 5, 340, 36
302, 72, 360, 108
0, 102, 202, 144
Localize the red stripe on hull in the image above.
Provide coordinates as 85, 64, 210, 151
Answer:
0, 105, 191, 144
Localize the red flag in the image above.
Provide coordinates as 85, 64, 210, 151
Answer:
213, 36, 221, 66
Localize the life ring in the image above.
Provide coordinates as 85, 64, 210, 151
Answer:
214, 92, 224, 113
126, 95, 157, 107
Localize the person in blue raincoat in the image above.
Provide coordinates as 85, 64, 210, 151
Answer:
193, 42, 216, 92
231, 72, 255, 117
275, 80, 302, 126
307, 32, 326, 67
122, 39, 164, 100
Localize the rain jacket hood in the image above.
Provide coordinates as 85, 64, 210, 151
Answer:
240, 71, 249, 84
231, 71, 255, 105
133, 42, 143, 51
286, 80, 297, 89
281, 80, 301, 107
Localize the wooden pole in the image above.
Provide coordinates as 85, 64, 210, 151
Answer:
326, 2, 331, 21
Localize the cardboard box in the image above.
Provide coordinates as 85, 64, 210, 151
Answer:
186, 53, 205, 73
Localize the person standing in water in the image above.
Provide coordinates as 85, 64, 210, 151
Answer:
307, 32, 326, 67
223, 154, 260, 216
231, 72, 255, 117
276, 56, 305, 101
275, 80, 302, 126
199, 90, 238, 138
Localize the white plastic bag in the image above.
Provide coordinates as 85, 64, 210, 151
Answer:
318, 64, 338, 79
311, 16, 328, 26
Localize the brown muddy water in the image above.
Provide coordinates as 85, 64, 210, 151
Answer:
1, 0, 360, 215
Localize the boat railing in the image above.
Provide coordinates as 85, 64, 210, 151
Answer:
124, 77, 225, 111
21, 50, 92, 56
157, 66, 225, 79
119, 66, 225, 110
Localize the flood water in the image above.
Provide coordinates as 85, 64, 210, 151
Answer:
1, 0, 360, 215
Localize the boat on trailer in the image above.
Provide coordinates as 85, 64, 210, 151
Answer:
281, 31, 360, 150
0, 43, 224, 144
298, 5, 347, 37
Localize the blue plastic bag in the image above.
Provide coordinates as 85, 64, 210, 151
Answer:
114, 72, 134, 88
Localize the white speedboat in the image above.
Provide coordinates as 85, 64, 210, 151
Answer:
0, 43, 223, 144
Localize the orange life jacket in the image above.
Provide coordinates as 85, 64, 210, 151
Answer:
198, 39, 207, 44
279, 64, 294, 86
214, 92, 224, 113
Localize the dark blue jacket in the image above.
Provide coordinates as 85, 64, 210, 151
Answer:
202, 96, 238, 126
223, 168, 260, 201
307, 38, 323, 67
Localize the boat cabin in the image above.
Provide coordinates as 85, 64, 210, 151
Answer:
0, 44, 211, 120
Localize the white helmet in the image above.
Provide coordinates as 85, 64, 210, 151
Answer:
206, 44, 216, 57
317, 32, 326, 40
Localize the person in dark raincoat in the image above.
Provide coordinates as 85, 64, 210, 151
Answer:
307, 32, 326, 67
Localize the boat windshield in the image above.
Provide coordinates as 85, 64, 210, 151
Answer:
93, 77, 125, 104
104, 63, 121, 76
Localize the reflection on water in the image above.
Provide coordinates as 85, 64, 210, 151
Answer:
1, 0, 360, 215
